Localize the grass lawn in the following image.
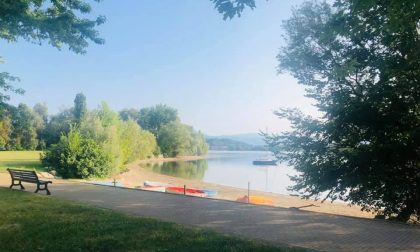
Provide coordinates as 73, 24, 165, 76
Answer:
0, 189, 308, 252
0, 151, 44, 172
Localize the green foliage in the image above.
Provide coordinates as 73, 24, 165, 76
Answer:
158, 121, 208, 157
9, 104, 38, 150
119, 120, 157, 162
42, 128, 112, 179
119, 108, 140, 121
138, 104, 178, 137
0, 0, 105, 110
73, 93, 87, 124
0, 116, 12, 150
0, 72, 24, 106
0, 0, 105, 54
96, 101, 119, 128
42, 109, 74, 147
265, 0, 420, 221
211, 0, 256, 20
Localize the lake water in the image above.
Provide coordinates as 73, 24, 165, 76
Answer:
143, 151, 298, 195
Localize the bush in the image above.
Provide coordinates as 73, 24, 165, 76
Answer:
42, 128, 112, 178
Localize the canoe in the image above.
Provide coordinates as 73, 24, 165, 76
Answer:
236, 195, 274, 205
166, 186, 206, 197
201, 189, 218, 197
144, 181, 173, 187
142, 186, 166, 192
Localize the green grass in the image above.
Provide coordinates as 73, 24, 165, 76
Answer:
0, 188, 307, 252
0, 151, 44, 172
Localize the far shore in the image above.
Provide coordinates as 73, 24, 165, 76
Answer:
136, 155, 208, 164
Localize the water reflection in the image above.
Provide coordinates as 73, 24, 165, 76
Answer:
143, 159, 208, 180
140, 151, 297, 194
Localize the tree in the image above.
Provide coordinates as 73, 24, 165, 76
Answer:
263, 1, 419, 221
42, 127, 112, 179
33, 103, 48, 124
0, 0, 105, 107
157, 121, 208, 157
43, 109, 74, 146
138, 104, 178, 137
9, 104, 38, 150
119, 108, 139, 122
158, 121, 191, 157
73, 93, 87, 124
0, 116, 12, 150
33, 103, 48, 149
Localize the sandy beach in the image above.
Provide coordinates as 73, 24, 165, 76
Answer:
116, 159, 376, 219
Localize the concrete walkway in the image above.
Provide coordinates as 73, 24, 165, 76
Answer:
3, 181, 420, 252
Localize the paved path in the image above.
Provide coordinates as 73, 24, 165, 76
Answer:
3, 182, 420, 251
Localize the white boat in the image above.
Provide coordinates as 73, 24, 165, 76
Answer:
143, 181, 173, 187
142, 186, 166, 192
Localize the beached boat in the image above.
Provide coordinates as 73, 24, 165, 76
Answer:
166, 186, 206, 197
236, 195, 274, 205
144, 181, 173, 187
252, 159, 277, 166
142, 186, 166, 192
90, 181, 123, 187
201, 189, 218, 197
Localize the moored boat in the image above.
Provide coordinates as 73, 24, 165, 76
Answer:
166, 186, 206, 197
252, 159, 277, 166
236, 195, 274, 205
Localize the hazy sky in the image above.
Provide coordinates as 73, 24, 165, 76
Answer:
1, 0, 318, 135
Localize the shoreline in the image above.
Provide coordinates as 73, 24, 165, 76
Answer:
116, 161, 376, 219
136, 155, 208, 164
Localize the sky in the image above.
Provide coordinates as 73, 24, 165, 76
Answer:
1, 0, 318, 135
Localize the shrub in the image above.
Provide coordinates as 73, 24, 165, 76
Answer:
42, 128, 112, 178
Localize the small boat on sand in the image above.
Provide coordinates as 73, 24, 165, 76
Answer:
236, 195, 274, 206
201, 189, 218, 197
142, 186, 166, 192
144, 181, 173, 187
166, 186, 206, 197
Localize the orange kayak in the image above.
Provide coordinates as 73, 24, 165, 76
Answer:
236, 195, 274, 206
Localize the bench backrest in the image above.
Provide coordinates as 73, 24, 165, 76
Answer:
7, 169, 39, 183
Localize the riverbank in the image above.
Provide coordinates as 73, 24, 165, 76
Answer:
117, 161, 375, 219
136, 155, 208, 164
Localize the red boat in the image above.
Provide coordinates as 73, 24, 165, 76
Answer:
166, 186, 206, 197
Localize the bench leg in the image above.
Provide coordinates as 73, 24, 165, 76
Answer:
45, 184, 51, 195
35, 184, 51, 195
9, 180, 25, 190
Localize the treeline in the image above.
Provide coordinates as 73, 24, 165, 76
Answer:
206, 138, 266, 151
0, 93, 208, 178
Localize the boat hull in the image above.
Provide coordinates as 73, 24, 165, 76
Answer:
166, 186, 206, 197
252, 160, 277, 166
236, 195, 274, 205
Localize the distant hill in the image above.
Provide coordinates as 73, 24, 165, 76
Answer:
206, 133, 265, 146
205, 133, 267, 151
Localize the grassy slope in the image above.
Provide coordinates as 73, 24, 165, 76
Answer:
0, 151, 44, 172
0, 189, 307, 252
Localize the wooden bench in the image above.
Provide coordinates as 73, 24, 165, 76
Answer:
7, 168, 52, 195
